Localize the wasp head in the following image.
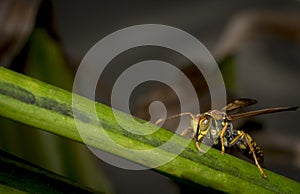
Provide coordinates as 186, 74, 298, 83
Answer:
194, 110, 227, 142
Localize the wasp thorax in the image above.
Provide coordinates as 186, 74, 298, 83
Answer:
207, 110, 226, 121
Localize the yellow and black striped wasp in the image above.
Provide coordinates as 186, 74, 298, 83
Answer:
156, 99, 298, 178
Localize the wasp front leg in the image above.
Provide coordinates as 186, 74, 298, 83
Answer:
219, 122, 229, 154
195, 140, 207, 153
180, 127, 194, 138
180, 127, 205, 153
181, 127, 206, 153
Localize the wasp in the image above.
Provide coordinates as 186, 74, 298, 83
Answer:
156, 99, 298, 178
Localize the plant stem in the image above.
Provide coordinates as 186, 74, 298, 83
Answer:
0, 67, 299, 193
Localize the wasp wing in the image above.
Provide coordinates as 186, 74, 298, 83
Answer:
228, 106, 298, 121
222, 98, 257, 113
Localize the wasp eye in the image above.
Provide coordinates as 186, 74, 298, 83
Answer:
200, 117, 211, 129
202, 119, 208, 125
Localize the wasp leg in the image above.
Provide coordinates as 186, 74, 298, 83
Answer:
180, 127, 206, 153
195, 141, 206, 153
180, 126, 194, 138
229, 131, 267, 178
243, 131, 267, 178
219, 122, 229, 154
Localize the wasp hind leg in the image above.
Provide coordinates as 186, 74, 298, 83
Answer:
229, 131, 267, 178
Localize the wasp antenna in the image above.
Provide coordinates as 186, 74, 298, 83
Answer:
155, 119, 164, 125
155, 112, 196, 125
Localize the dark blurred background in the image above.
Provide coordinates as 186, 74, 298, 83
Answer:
1, 0, 300, 193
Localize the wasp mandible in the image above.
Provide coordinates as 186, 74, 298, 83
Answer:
156, 98, 298, 178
